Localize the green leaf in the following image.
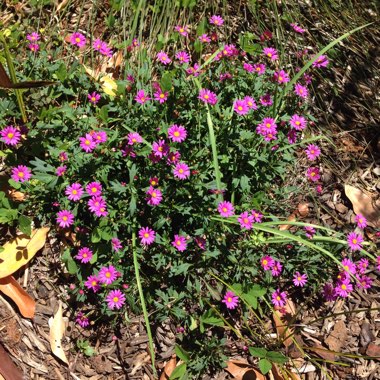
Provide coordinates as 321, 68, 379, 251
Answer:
258, 358, 272, 375
189, 316, 198, 331
201, 309, 224, 327
267, 351, 288, 364
160, 71, 174, 92
8, 178, 21, 189
247, 284, 266, 297
169, 363, 187, 379
91, 227, 102, 243
175, 345, 190, 363
18, 215, 32, 236
0, 208, 18, 223
61, 249, 78, 275
249, 347, 267, 358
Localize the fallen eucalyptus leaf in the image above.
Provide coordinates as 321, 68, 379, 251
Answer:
49, 301, 68, 364
225, 359, 265, 380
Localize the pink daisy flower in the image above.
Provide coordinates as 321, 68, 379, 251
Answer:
173, 162, 190, 180
222, 291, 239, 309
111, 238, 122, 252
293, 272, 308, 287
217, 201, 234, 217
75, 247, 93, 263
357, 258, 369, 274
199, 34, 211, 43
263, 47, 278, 61
186, 63, 200, 77
322, 283, 337, 302
86, 182, 102, 196
167, 151, 181, 165
84, 275, 100, 292
220, 72, 232, 81
257, 117, 277, 135
233, 99, 249, 115
271, 261, 283, 277
312, 55, 329, 68
304, 226, 316, 239
243, 62, 254, 72
139, 227, 156, 245
88, 196, 107, 213
334, 280, 353, 298
198, 89, 218, 105
290, 23, 306, 34
238, 211, 254, 230
172, 235, 187, 252
377, 256, 380, 271
154, 90, 168, 103
294, 83, 308, 99
76, 312, 89, 328
56, 210, 74, 228
274, 70, 290, 84
106, 289, 126, 310
59, 152, 68, 162
305, 144, 321, 161
79, 134, 96, 152
92, 130, 107, 144
28, 43, 39, 52
88, 92, 101, 104
356, 275, 372, 290
156, 51, 171, 65
152, 140, 169, 158
209, 15, 224, 26
98, 265, 118, 285
261, 255, 274, 270
272, 289, 287, 307
146, 186, 163, 206
347, 232, 363, 251
174, 25, 190, 36
289, 114, 307, 130
355, 214, 367, 229
135, 89, 150, 104
175, 51, 190, 64
306, 167, 320, 182
1, 126, 21, 145
341, 258, 356, 274
92, 38, 103, 51
251, 210, 263, 223
253, 63, 266, 75
65, 183, 83, 201
69, 32, 86, 48
149, 177, 159, 187
127, 132, 143, 145
244, 96, 257, 110
168, 124, 187, 143
27, 32, 40, 42
260, 93, 273, 106
99, 42, 113, 57
11, 165, 32, 182
56, 165, 67, 176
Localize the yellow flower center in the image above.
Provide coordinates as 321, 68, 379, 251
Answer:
174, 131, 180, 137
75, 37, 80, 43
179, 28, 184, 33
72, 190, 77, 194
352, 239, 357, 244
7, 133, 14, 138
62, 216, 68, 221
268, 53, 272, 57
159, 93, 165, 98
204, 94, 209, 99
92, 187, 97, 193
238, 106, 243, 111
279, 76, 283, 81
141, 97, 145, 102
227, 297, 232, 302
222, 207, 227, 213
341, 284, 346, 290
83, 253, 87, 258
106, 272, 111, 278
266, 123, 271, 128
151, 181, 156, 186
243, 218, 248, 223
132, 138, 137, 142
113, 297, 119, 302
297, 276, 301, 281
176, 240, 181, 246
91, 280, 97, 286
295, 121, 300, 125
85, 140, 91, 145
152, 192, 157, 198
276, 296, 281, 301
262, 259, 268, 265
158, 147, 163, 151
18, 172, 24, 177
91, 97, 96, 102
144, 233, 149, 238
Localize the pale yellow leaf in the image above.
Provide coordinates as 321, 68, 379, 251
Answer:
49, 301, 68, 364
100, 75, 117, 97
0, 227, 50, 279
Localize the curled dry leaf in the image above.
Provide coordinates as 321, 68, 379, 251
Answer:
0, 343, 24, 380
7, 189, 25, 202
273, 298, 297, 349
159, 355, 177, 380
225, 359, 266, 380
0, 276, 35, 318
0, 227, 50, 279
49, 301, 68, 364
344, 184, 380, 228
279, 202, 309, 230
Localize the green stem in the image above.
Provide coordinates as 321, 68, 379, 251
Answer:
132, 227, 157, 376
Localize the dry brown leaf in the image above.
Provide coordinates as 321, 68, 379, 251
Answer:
0, 343, 24, 380
7, 189, 25, 202
272, 363, 301, 380
159, 355, 177, 380
0, 275, 35, 318
325, 319, 347, 353
273, 298, 296, 348
344, 185, 380, 228
0, 227, 50, 279
279, 213, 297, 231
49, 301, 68, 364
225, 359, 265, 380
56, 0, 70, 12
297, 202, 309, 217
279, 202, 309, 230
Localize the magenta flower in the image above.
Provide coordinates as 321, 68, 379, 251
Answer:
154, 90, 168, 103
99, 41, 113, 57
59, 152, 68, 162
290, 23, 306, 34
199, 34, 211, 43
168, 125, 187, 143
341, 258, 356, 274
175, 51, 190, 64
174, 25, 190, 36
209, 15, 224, 26
334, 280, 353, 298
11, 165, 32, 183
28, 44, 39, 52
186, 63, 200, 77
243, 62, 254, 72
274, 70, 290, 84
222, 291, 239, 309
261, 256, 274, 270
217, 201, 234, 217
377, 256, 380, 271
56, 165, 67, 176
65, 183, 83, 201
305, 144, 321, 161
244, 96, 257, 110
56, 210, 74, 228
127, 132, 143, 145
167, 151, 181, 165
271, 261, 283, 277
322, 283, 337, 302
306, 167, 320, 182
111, 238, 122, 252
357, 258, 369, 274
238, 212, 254, 230
355, 214, 367, 229
27, 32, 40, 42
92, 38, 103, 51
293, 272, 308, 287
260, 93, 273, 106
88, 92, 101, 104
173, 162, 190, 180
257, 117, 277, 135
75, 247, 93, 263
146, 186, 163, 206
92, 131, 107, 145
294, 83, 308, 99
251, 210, 263, 223
69, 32, 86, 48
79, 134, 96, 152
139, 227, 156, 245
106, 289, 126, 310
304, 226, 316, 239
347, 232, 363, 251
289, 114, 307, 130
233, 99, 249, 115
88, 196, 107, 214
135, 89, 150, 104
263, 47, 278, 61
76, 312, 89, 328
84, 275, 100, 292
1, 126, 21, 145
99, 265, 118, 285
172, 235, 187, 251
220, 72, 232, 81
149, 177, 159, 187
253, 63, 266, 75
312, 55, 329, 68
357, 275, 372, 289
156, 51, 171, 65
198, 89, 218, 105
152, 140, 169, 158
86, 181, 102, 196
272, 289, 287, 307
